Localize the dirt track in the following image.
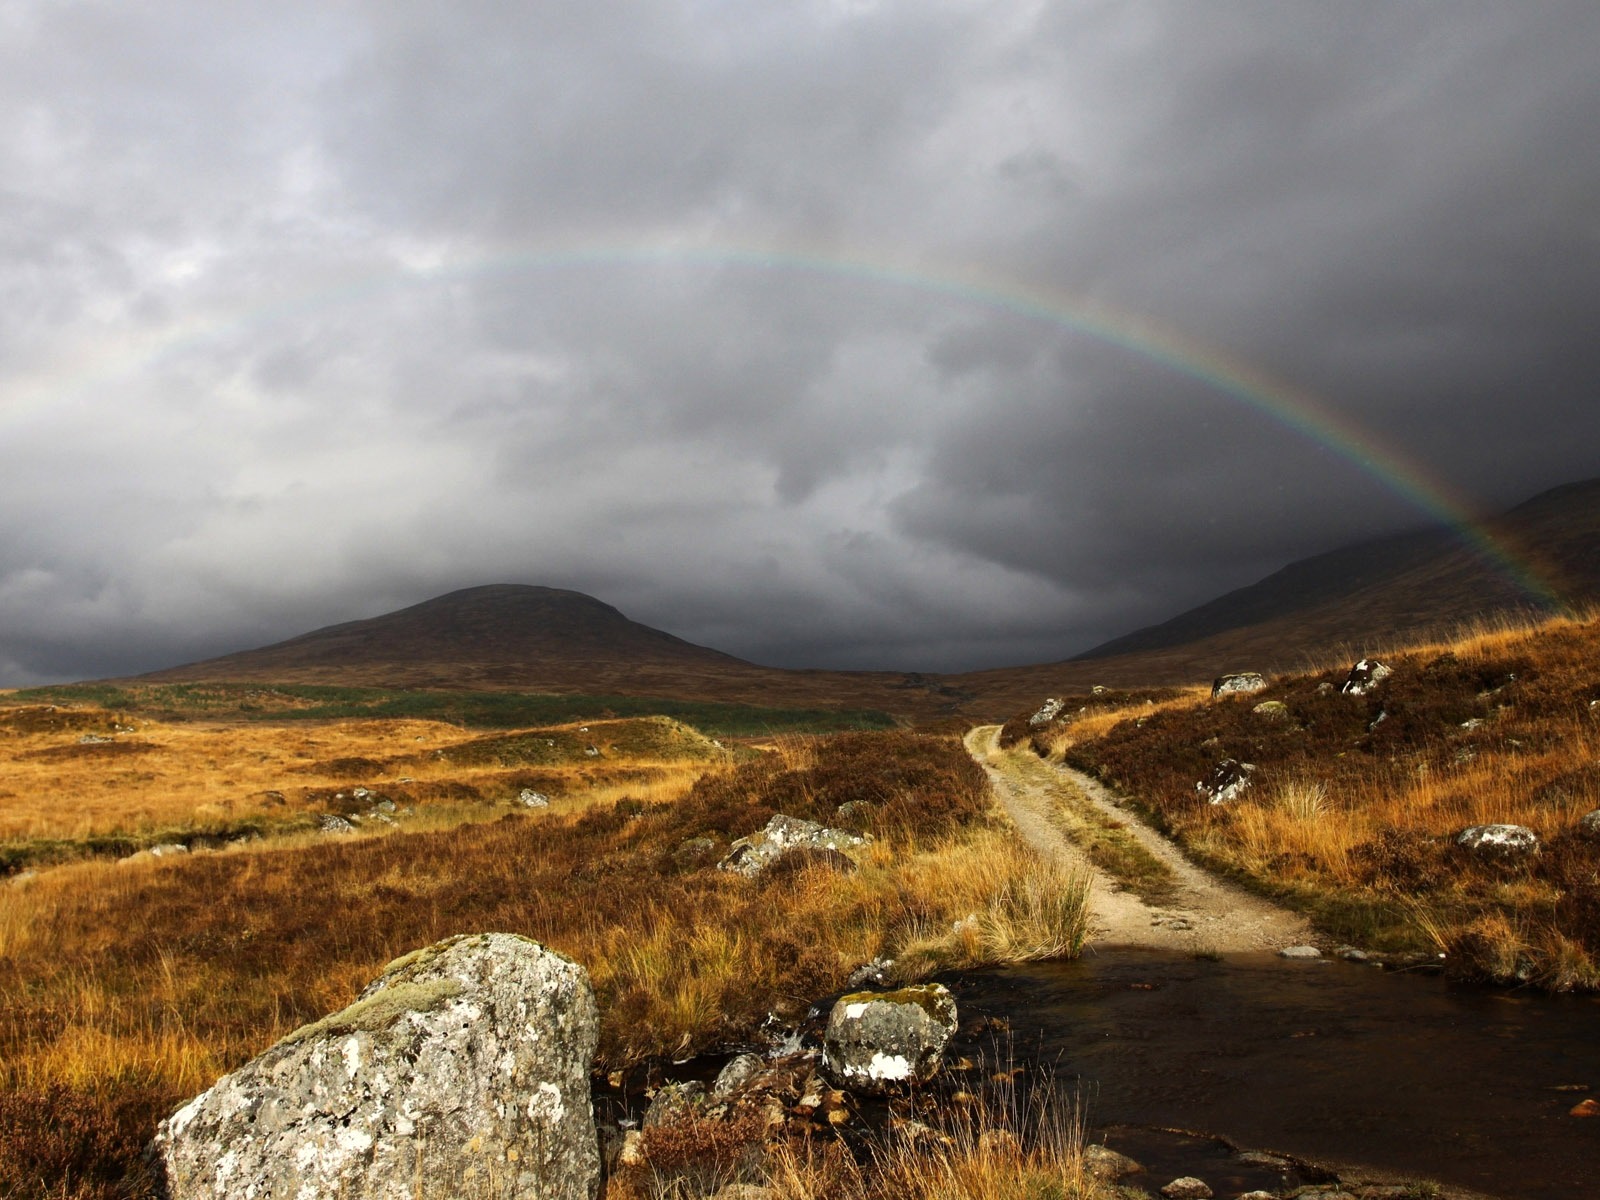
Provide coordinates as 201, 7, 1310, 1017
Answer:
965, 725, 1314, 953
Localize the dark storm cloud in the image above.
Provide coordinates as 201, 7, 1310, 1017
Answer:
2, 1, 1599, 682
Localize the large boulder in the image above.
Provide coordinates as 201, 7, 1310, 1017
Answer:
1211, 672, 1266, 699
718, 815, 868, 878
1028, 698, 1066, 727
821, 984, 956, 1096
147, 932, 600, 1200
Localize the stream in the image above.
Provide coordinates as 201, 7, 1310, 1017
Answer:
953, 947, 1600, 1199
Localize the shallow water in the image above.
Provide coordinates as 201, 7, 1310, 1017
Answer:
954, 948, 1600, 1200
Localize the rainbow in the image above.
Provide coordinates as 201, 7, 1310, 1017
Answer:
2, 237, 1563, 608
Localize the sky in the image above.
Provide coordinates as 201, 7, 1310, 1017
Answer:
3, 1, 1599, 683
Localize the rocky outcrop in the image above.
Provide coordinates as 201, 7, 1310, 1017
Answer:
1211, 672, 1266, 698
1456, 824, 1539, 857
1340, 659, 1392, 696
718, 815, 868, 878
1196, 759, 1256, 804
1028, 698, 1066, 726
148, 932, 600, 1200
821, 984, 956, 1096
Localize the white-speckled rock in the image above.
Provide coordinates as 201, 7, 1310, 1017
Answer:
821, 984, 956, 1097
147, 932, 600, 1200
1196, 759, 1256, 804
1159, 1177, 1214, 1199
1340, 659, 1393, 696
1028, 698, 1066, 726
1456, 824, 1539, 856
718, 814, 868, 877
1211, 673, 1266, 698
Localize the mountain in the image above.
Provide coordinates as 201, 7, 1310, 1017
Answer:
140, 584, 968, 716
948, 474, 1600, 710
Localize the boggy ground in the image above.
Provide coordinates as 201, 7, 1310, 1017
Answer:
1007, 612, 1600, 989
0, 729, 1089, 1200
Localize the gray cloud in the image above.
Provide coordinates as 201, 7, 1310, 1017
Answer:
2, 1, 1598, 682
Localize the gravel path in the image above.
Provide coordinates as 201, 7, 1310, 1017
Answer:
965, 725, 1314, 953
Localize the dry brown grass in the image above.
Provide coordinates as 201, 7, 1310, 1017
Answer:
0, 729, 1088, 1199
1050, 611, 1600, 988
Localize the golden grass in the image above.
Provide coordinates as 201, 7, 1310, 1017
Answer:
1032, 689, 1207, 757
0, 729, 1089, 1198
1060, 611, 1600, 988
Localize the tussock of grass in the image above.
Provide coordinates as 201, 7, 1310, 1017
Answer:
1028, 612, 1600, 987
1, 730, 1087, 1199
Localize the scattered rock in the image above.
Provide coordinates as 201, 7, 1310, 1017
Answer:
1279, 945, 1323, 959
1237, 1193, 1277, 1200
1577, 809, 1600, 840
1341, 659, 1393, 696
643, 1080, 707, 1128
1455, 824, 1540, 857
835, 800, 874, 821
352, 787, 373, 801
1571, 1097, 1600, 1117
1460, 718, 1484, 730
1212, 673, 1266, 698
1029, 698, 1066, 726
821, 984, 957, 1096
1160, 1177, 1214, 1199
1197, 759, 1256, 804
147, 932, 600, 1200
148, 843, 189, 858
1334, 946, 1370, 962
719, 815, 868, 878
1082, 1143, 1144, 1180
78, 733, 113, 744
1367, 710, 1388, 732
845, 957, 896, 988
1234, 1149, 1294, 1168
517, 789, 551, 808
584, 745, 600, 758
709, 1054, 766, 1102
1252, 700, 1290, 720
316, 813, 355, 835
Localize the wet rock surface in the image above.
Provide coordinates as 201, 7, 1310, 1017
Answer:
148, 932, 600, 1200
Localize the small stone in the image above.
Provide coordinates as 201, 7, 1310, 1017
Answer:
1235, 1149, 1293, 1168
1160, 1177, 1214, 1199
147, 843, 189, 858
517, 789, 550, 807
1279, 945, 1323, 959
846, 957, 896, 988
617, 1130, 647, 1168
1571, 1097, 1600, 1117
1576, 809, 1600, 840
1212, 673, 1266, 698
1252, 700, 1290, 720
1082, 1143, 1144, 1180
1238, 1193, 1277, 1200
316, 813, 355, 834
1335, 946, 1370, 962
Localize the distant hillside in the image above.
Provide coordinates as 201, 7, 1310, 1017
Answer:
949, 475, 1600, 711
140, 584, 969, 718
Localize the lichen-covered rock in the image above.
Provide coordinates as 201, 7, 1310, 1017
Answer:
643, 1080, 707, 1128
1577, 809, 1600, 840
147, 932, 600, 1200
1083, 1143, 1144, 1180
1456, 824, 1539, 857
517, 789, 550, 807
1341, 658, 1392, 696
718, 815, 867, 877
821, 984, 956, 1096
1251, 700, 1289, 720
1211, 672, 1266, 698
316, 813, 355, 834
1028, 698, 1066, 726
1196, 759, 1256, 804
1160, 1178, 1214, 1199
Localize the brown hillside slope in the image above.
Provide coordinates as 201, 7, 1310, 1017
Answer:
140, 584, 969, 717
951, 476, 1600, 712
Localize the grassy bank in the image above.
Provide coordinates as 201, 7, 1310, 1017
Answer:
0, 730, 1088, 1199
1018, 613, 1600, 989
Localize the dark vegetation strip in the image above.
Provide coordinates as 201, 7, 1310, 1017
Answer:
7, 682, 897, 738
